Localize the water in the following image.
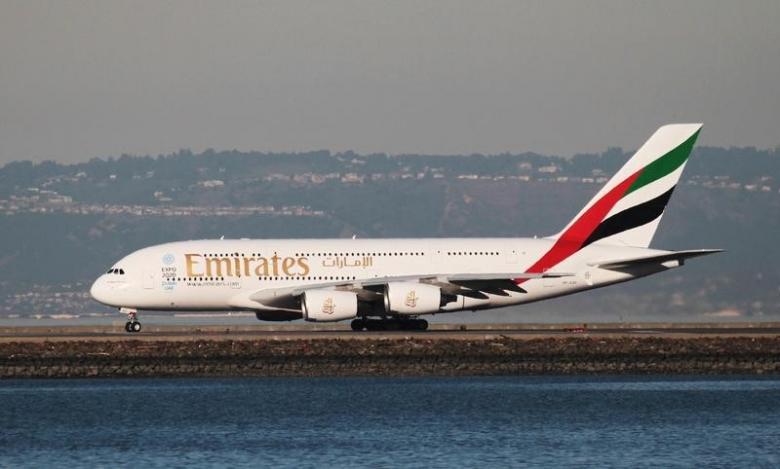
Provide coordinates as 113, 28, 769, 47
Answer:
1, 376, 778, 468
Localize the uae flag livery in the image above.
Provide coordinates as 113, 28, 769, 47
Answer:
517, 124, 702, 280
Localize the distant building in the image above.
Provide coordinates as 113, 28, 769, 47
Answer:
198, 180, 225, 188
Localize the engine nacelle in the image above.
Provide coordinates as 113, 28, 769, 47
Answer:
384, 282, 441, 315
302, 290, 358, 322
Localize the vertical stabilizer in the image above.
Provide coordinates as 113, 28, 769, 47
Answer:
551, 123, 702, 248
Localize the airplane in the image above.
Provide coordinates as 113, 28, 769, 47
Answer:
90, 123, 721, 332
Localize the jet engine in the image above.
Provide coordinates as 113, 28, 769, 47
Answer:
302, 290, 358, 322
384, 282, 441, 315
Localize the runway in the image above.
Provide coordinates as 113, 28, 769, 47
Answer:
1, 323, 780, 342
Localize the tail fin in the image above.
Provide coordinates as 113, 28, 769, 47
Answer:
551, 123, 702, 248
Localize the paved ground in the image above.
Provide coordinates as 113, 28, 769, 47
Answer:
1, 323, 779, 342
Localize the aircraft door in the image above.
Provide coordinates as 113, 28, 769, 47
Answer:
430, 245, 443, 265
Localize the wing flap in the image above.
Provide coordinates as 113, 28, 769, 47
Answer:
245, 271, 571, 308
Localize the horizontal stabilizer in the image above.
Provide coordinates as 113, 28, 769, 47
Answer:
588, 249, 723, 269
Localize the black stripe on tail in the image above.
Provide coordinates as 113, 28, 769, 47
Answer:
583, 186, 676, 247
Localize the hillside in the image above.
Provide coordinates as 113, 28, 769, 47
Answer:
0, 146, 777, 322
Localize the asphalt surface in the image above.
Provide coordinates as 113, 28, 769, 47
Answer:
2, 324, 780, 342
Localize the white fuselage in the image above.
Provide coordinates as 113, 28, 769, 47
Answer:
90, 237, 673, 317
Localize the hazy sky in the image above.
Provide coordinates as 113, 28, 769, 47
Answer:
1, 0, 778, 163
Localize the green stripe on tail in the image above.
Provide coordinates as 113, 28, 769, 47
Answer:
626, 130, 700, 195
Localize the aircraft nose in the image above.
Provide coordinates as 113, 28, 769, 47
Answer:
90, 276, 113, 305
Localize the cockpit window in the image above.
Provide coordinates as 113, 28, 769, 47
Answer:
119, 269, 125, 275
106, 268, 125, 275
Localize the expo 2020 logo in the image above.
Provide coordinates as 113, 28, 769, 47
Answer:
162, 253, 175, 265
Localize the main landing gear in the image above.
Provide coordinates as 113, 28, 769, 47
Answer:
351, 318, 429, 332
121, 307, 142, 333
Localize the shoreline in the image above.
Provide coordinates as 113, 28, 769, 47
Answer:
2, 335, 779, 378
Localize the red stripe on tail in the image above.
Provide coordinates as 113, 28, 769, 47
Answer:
514, 169, 642, 283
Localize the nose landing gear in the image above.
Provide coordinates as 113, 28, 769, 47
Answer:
121, 307, 142, 333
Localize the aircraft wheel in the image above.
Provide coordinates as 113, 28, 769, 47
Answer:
124, 321, 133, 333
351, 319, 365, 331
131, 321, 142, 333
417, 319, 429, 331
365, 319, 385, 331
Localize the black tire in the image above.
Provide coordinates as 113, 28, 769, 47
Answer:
131, 321, 142, 333
365, 319, 385, 331
124, 321, 132, 333
399, 319, 428, 331
351, 319, 365, 331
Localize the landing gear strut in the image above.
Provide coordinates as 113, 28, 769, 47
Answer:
121, 307, 142, 333
351, 318, 428, 332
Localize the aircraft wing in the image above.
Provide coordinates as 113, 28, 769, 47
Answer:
245, 271, 574, 308
587, 249, 723, 270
